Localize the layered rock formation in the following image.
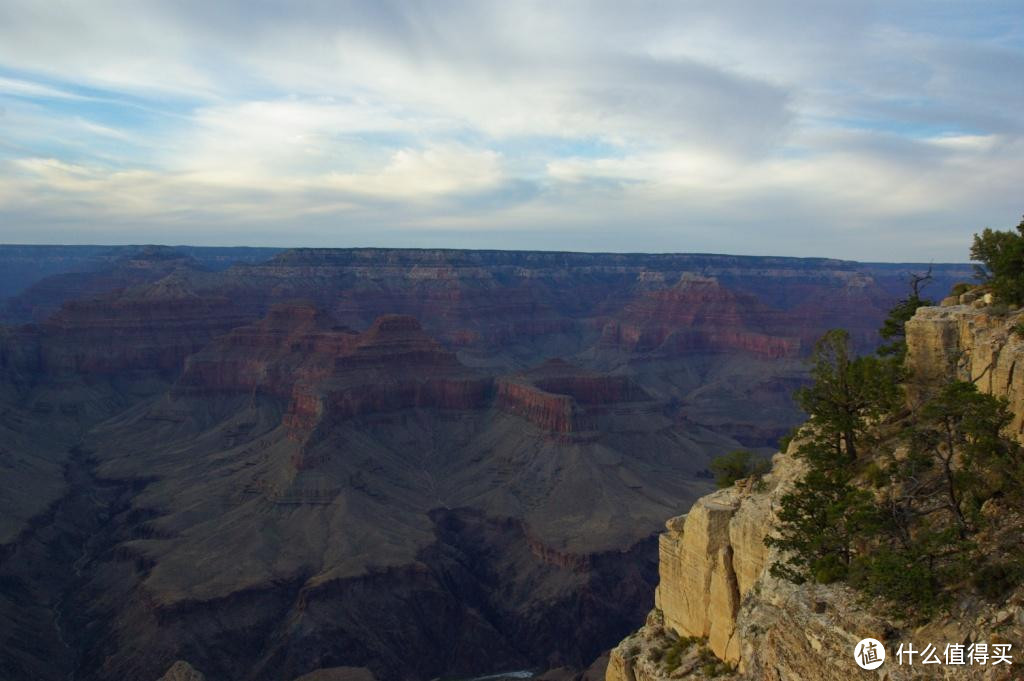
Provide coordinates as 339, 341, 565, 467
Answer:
600, 274, 799, 359
653, 478, 771, 663
607, 302, 1024, 681
0, 247, 976, 681
178, 305, 492, 437
496, 359, 652, 435
906, 303, 1024, 436
0, 245, 283, 322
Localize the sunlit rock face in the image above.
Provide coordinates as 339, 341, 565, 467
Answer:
906, 304, 1024, 436
654, 489, 764, 662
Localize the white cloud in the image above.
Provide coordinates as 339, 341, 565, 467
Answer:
0, 1, 1022, 259
0, 76, 84, 100
324, 146, 504, 198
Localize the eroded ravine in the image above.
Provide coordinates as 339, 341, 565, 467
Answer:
0, 445, 128, 681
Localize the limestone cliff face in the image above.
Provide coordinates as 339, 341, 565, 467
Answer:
653, 478, 772, 663
607, 303, 1024, 681
606, 457, 794, 681
906, 303, 1024, 437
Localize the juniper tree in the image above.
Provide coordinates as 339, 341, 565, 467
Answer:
971, 215, 1024, 305
795, 329, 901, 462
878, 269, 933, 358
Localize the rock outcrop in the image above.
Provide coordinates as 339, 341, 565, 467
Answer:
906, 303, 1024, 437
609, 451, 1024, 681
653, 477, 772, 663
496, 359, 651, 435
158, 661, 207, 681
608, 302, 1024, 681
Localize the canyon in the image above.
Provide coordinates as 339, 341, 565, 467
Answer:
0, 246, 973, 681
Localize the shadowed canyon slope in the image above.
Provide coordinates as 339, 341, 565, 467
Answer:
0, 246, 971, 681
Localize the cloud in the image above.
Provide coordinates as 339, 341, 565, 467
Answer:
0, 1, 1022, 260
324, 146, 505, 198
0, 76, 85, 100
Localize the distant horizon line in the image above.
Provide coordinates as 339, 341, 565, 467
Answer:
0, 242, 974, 267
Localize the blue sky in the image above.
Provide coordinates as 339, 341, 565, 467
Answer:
0, 1, 1022, 261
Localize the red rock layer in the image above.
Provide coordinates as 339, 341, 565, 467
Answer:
496, 359, 651, 433
38, 295, 250, 374
601, 274, 800, 358
496, 379, 577, 434
177, 305, 494, 444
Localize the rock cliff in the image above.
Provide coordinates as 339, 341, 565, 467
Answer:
496, 359, 652, 435
607, 302, 1024, 681
906, 303, 1024, 437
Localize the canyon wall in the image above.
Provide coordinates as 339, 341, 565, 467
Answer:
607, 302, 1024, 681
0, 247, 977, 681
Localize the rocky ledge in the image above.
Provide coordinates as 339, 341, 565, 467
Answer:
608, 449, 1023, 681
607, 303, 1024, 681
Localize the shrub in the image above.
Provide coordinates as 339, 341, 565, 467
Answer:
848, 547, 946, 619
950, 282, 973, 297
971, 215, 1024, 305
972, 561, 1024, 600
988, 302, 1011, 317
709, 449, 770, 488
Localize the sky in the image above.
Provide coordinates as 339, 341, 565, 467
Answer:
0, 1, 1021, 261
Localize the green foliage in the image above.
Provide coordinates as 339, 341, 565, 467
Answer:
766, 452, 877, 584
971, 215, 1024, 305
768, 248, 1024, 617
950, 282, 973, 297
695, 644, 736, 677
796, 329, 901, 461
660, 635, 700, 672
849, 545, 947, 618
768, 328, 903, 584
878, 271, 933, 358
853, 381, 1020, 616
915, 381, 1020, 511
774, 370, 1023, 613
972, 560, 1024, 600
709, 449, 770, 488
